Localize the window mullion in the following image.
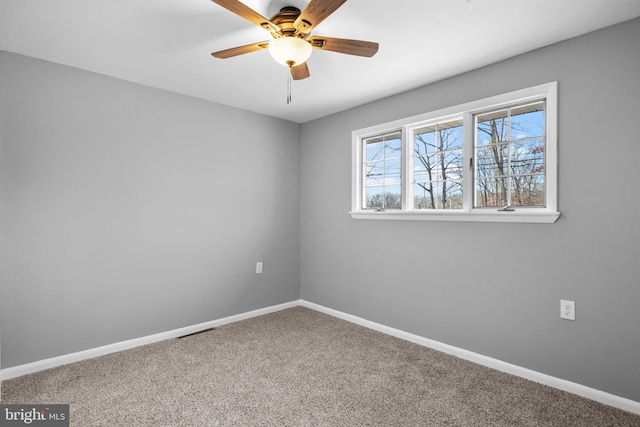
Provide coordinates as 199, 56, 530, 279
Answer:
381, 138, 387, 209
401, 126, 411, 212
463, 112, 473, 212
361, 138, 368, 210
506, 108, 512, 207
545, 92, 558, 212
353, 136, 363, 212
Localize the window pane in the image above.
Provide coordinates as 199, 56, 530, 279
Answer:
437, 181, 463, 209
367, 186, 401, 209
384, 186, 402, 209
365, 163, 384, 186
414, 171, 433, 184
438, 125, 463, 150
385, 137, 402, 159
365, 187, 384, 208
385, 158, 402, 184
438, 150, 464, 181
414, 126, 437, 154
511, 139, 544, 174
413, 182, 436, 209
413, 181, 463, 210
476, 177, 509, 207
511, 175, 544, 207
414, 154, 436, 174
365, 141, 384, 162
476, 143, 508, 178
476, 110, 508, 147
510, 102, 544, 140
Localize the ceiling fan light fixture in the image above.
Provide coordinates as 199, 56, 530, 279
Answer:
268, 37, 312, 67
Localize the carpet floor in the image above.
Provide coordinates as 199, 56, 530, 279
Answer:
2, 306, 639, 426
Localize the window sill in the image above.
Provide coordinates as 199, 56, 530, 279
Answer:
349, 210, 560, 223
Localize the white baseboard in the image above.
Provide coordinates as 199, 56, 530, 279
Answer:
298, 300, 640, 416
2, 298, 639, 416
0, 300, 298, 381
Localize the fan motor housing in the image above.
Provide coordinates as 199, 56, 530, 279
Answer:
270, 7, 305, 37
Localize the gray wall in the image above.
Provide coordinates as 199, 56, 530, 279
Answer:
0, 52, 300, 368
300, 18, 640, 402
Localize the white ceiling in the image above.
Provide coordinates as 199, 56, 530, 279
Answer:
1, 0, 639, 123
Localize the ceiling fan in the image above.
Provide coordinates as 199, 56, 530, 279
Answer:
210, 0, 379, 81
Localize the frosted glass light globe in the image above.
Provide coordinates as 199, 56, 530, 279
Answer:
268, 37, 312, 67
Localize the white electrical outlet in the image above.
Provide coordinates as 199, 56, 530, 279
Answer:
560, 300, 575, 320
256, 262, 263, 274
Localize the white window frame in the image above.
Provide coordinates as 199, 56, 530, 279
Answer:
350, 82, 559, 223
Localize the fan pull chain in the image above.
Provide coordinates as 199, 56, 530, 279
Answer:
286, 68, 292, 104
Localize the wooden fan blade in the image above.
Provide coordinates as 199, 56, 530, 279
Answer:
309, 36, 379, 57
290, 62, 310, 80
211, 41, 269, 58
294, 0, 347, 36
210, 0, 280, 33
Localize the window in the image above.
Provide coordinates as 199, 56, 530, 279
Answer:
474, 102, 545, 209
351, 82, 559, 223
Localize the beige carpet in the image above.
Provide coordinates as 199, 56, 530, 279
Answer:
2, 306, 639, 426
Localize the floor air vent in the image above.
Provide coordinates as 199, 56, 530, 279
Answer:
177, 327, 216, 339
